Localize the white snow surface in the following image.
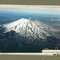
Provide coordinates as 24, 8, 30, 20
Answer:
3, 18, 53, 39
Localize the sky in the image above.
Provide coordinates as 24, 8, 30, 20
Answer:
0, 8, 60, 15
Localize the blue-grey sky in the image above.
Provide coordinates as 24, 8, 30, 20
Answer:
0, 8, 60, 15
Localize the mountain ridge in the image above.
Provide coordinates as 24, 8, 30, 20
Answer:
3, 18, 53, 39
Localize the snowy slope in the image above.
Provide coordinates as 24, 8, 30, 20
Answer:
3, 18, 54, 39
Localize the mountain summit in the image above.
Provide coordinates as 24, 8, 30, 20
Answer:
3, 18, 53, 39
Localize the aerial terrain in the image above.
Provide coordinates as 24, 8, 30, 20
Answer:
0, 7, 60, 52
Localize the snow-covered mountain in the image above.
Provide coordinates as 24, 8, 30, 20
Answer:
3, 18, 55, 39
0, 18, 60, 52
